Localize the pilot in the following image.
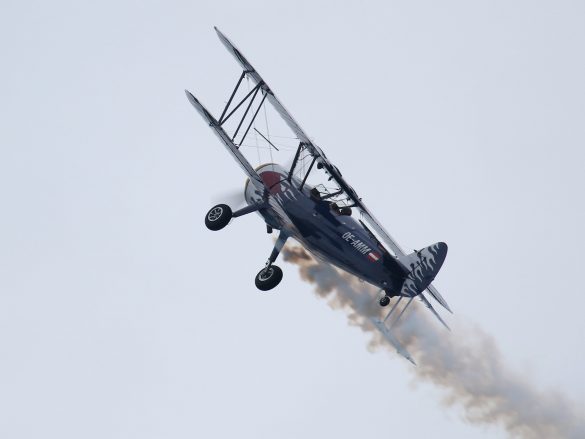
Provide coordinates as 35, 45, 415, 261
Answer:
310, 187, 322, 200
330, 202, 352, 216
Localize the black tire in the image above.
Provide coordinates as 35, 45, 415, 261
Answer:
379, 295, 390, 307
255, 265, 283, 291
205, 204, 232, 231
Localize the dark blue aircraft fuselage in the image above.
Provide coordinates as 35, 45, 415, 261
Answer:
245, 164, 407, 295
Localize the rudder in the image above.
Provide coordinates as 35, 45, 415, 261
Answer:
400, 242, 448, 297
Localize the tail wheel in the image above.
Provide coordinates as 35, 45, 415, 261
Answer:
255, 265, 283, 291
379, 295, 390, 307
205, 204, 232, 231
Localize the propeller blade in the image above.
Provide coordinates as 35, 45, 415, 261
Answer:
211, 188, 246, 209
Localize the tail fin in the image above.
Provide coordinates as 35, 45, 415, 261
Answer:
400, 242, 448, 297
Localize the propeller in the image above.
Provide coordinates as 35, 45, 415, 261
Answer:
210, 153, 298, 211
211, 188, 246, 210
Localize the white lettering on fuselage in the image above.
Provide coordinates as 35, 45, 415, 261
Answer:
342, 232, 372, 255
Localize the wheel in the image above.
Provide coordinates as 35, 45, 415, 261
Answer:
205, 204, 232, 231
379, 295, 390, 307
255, 265, 283, 291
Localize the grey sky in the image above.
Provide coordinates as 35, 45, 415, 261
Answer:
1, 1, 584, 438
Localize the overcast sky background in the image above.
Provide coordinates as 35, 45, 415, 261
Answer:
1, 1, 584, 438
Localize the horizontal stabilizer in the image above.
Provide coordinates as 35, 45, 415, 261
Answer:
370, 318, 416, 365
426, 284, 452, 313
419, 293, 450, 331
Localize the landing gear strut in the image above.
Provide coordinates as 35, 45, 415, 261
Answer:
255, 231, 288, 291
205, 202, 263, 231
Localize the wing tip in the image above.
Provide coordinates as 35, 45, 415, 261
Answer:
442, 319, 452, 332
427, 285, 453, 314
439, 300, 453, 314
184, 89, 197, 105
214, 26, 226, 41
442, 299, 454, 314
420, 293, 451, 331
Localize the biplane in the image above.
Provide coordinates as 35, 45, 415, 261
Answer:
186, 28, 451, 364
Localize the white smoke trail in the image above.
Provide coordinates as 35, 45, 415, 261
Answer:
282, 245, 584, 439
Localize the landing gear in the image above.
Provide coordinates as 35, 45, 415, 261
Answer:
379, 295, 391, 307
205, 204, 232, 231
254, 231, 288, 291
205, 202, 264, 231
255, 265, 283, 291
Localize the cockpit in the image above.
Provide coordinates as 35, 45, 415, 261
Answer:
310, 185, 353, 216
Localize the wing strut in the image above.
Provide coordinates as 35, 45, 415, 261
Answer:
218, 70, 246, 123
231, 85, 261, 141
299, 156, 317, 190
238, 91, 268, 146
288, 142, 305, 182
219, 80, 263, 126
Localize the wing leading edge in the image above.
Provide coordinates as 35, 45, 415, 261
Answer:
184, 89, 265, 192
214, 26, 314, 147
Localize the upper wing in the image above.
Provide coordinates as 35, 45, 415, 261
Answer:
184, 89, 265, 192
214, 27, 315, 148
